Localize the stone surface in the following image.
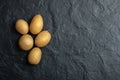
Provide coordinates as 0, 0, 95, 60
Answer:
0, 0, 120, 80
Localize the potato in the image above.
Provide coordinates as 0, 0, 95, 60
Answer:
19, 34, 33, 51
30, 14, 43, 35
35, 30, 51, 47
16, 19, 29, 34
28, 47, 42, 64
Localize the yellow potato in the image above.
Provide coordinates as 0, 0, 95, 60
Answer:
19, 34, 33, 51
35, 30, 51, 47
30, 14, 43, 35
28, 47, 42, 64
16, 19, 29, 34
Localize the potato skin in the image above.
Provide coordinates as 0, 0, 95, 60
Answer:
30, 14, 43, 35
28, 47, 42, 64
35, 31, 51, 47
16, 19, 29, 34
19, 34, 33, 51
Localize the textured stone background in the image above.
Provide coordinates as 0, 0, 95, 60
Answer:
0, 0, 120, 80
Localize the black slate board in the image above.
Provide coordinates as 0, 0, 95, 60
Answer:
0, 0, 120, 80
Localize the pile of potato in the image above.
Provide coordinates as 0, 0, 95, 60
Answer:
15, 14, 51, 65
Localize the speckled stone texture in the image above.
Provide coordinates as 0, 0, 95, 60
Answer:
0, 0, 120, 80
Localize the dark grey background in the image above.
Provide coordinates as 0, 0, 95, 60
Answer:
0, 0, 120, 80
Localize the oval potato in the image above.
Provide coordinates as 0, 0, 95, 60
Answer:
16, 19, 29, 34
28, 47, 42, 64
19, 34, 33, 51
30, 14, 43, 35
35, 30, 51, 47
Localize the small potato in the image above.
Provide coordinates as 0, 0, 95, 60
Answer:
19, 34, 33, 51
16, 19, 29, 34
30, 14, 43, 35
28, 47, 42, 64
35, 30, 51, 47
